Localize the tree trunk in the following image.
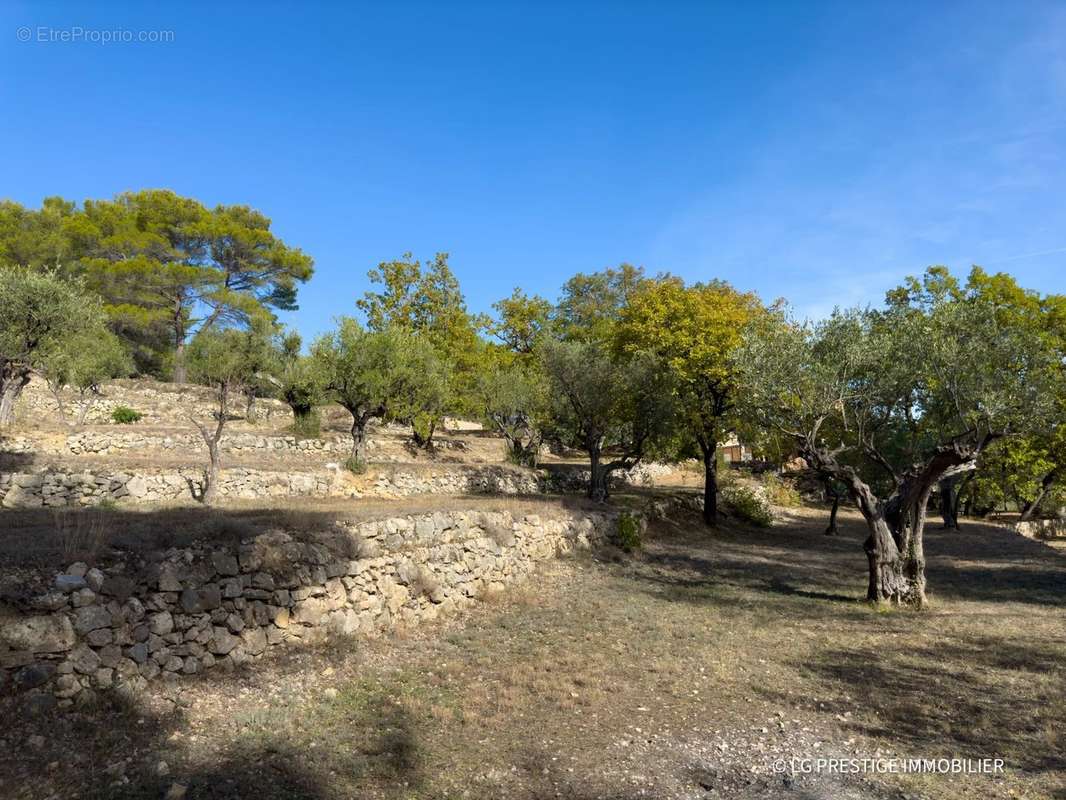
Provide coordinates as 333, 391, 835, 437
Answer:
0, 367, 31, 428
412, 416, 437, 450
855, 488, 906, 604
194, 384, 228, 506
76, 392, 95, 427
201, 438, 221, 505
48, 383, 69, 426
898, 489, 931, 606
701, 444, 718, 526
173, 339, 187, 385
939, 477, 959, 530
1020, 470, 1057, 522
825, 492, 840, 535
350, 417, 368, 464
244, 392, 257, 423
588, 446, 609, 501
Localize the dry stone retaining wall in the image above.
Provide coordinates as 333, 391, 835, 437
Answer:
0, 465, 542, 508
0, 507, 620, 709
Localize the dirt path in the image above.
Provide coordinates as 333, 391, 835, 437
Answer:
3, 505, 1064, 799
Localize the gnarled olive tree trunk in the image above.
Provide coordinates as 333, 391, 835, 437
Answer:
802, 444, 907, 604
0, 364, 31, 428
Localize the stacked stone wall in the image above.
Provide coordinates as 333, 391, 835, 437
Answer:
0, 507, 620, 708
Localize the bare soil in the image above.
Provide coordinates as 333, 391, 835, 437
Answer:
2, 503, 1063, 800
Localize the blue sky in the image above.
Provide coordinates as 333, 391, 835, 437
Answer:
3, 1, 1065, 338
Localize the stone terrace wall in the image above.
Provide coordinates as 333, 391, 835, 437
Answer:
0, 507, 619, 708
4, 430, 484, 461
12, 377, 292, 427
0, 465, 542, 508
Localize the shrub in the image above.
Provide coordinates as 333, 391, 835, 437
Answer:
722, 485, 774, 527
110, 405, 142, 424
343, 456, 367, 474
615, 512, 643, 552
291, 409, 321, 438
762, 473, 802, 507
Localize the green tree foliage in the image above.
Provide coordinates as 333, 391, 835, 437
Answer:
475, 355, 549, 466
738, 267, 1058, 605
541, 338, 675, 500
0, 197, 78, 272
186, 326, 272, 505
0, 267, 108, 427
483, 288, 553, 354
553, 263, 646, 343
274, 330, 325, 437
312, 318, 445, 463
615, 277, 761, 525
64, 190, 312, 381
356, 252, 483, 441
37, 328, 132, 425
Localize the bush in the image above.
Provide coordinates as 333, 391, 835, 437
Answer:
110, 405, 142, 424
761, 473, 802, 507
615, 512, 643, 552
343, 456, 367, 474
722, 485, 774, 527
291, 410, 321, 438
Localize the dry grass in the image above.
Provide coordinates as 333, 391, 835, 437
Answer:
2, 504, 1064, 800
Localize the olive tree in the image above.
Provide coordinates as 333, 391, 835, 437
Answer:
738, 267, 1056, 606
541, 338, 675, 500
312, 318, 445, 465
0, 268, 104, 427
273, 330, 325, 437
38, 329, 131, 426
476, 357, 549, 467
186, 327, 270, 505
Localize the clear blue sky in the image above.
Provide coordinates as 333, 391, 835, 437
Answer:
3, 1, 1065, 338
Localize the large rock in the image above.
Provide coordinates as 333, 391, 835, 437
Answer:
291, 596, 330, 626
209, 627, 239, 655
74, 605, 112, 634
1, 615, 76, 653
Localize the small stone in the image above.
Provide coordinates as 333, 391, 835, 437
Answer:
71, 588, 97, 608
86, 627, 114, 647
163, 656, 183, 672
163, 782, 187, 800
149, 611, 174, 636
209, 627, 238, 655
15, 663, 55, 690
212, 552, 239, 577
127, 642, 149, 664
70, 645, 101, 674
28, 735, 45, 749
157, 567, 181, 592
54, 574, 87, 593
74, 605, 112, 634
67, 562, 89, 577
85, 568, 105, 592
94, 667, 114, 689
101, 575, 136, 600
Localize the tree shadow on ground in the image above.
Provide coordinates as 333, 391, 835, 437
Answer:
626, 508, 1066, 610
1, 662, 428, 800
771, 635, 1066, 777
